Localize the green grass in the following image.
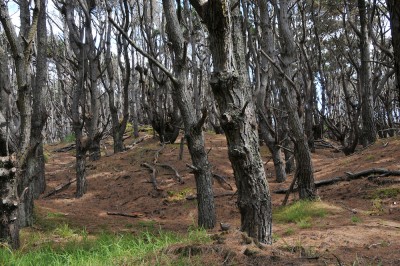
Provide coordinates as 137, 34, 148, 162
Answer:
0, 226, 211, 266
63, 133, 76, 143
273, 200, 328, 229
372, 187, 400, 199
351, 215, 362, 223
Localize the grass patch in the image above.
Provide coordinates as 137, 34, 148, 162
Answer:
1, 225, 211, 266
274, 200, 328, 229
372, 187, 400, 199
365, 154, 375, 161
167, 188, 194, 202
351, 215, 362, 223
63, 133, 76, 143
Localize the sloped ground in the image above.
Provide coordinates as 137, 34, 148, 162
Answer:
37, 133, 400, 265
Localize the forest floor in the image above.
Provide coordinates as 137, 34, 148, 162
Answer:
35, 131, 400, 265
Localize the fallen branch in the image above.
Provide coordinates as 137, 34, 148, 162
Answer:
141, 163, 161, 191
187, 164, 233, 190
212, 173, 233, 190
43, 179, 76, 198
274, 168, 400, 194
106, 211, 144, 218
153, 143, 166, 163
186, 192, 236, 200
54, 144, 75, 152
155, 163, 184, 184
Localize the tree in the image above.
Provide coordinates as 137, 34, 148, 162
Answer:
109, 0, 217, 229
189, 0, 272, 244
0, 0, 42, 227
387, 0, 400, 101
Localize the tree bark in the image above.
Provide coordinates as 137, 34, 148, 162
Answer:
275, 0, 316, 199
358, 0, 377, 146
162, 0, 216, 228
190, 0, 272, 244
387, 0, 400, 103
0, 157, 19, 249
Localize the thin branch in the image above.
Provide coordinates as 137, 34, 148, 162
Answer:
108, 14, 178, 85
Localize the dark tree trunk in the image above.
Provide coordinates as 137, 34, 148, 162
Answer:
0, 157, 19, 249
28, 0, 47, 199
358, 0, 377, 146
387, 0, 400, 101
190, 0, 272, 244
162, 0, 216, 228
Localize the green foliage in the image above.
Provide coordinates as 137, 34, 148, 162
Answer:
351, 215, 362, 223
63, 133, 76, 143
372, 187, 400, 199
139, 125, 154, 135
273, 200, 328, 229
0, 226, 211, 266
43, 150, 51, 163
125, 122, 133, 135
283, 227, 295, 236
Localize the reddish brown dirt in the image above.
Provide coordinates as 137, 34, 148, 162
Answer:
37, 133, 400, 265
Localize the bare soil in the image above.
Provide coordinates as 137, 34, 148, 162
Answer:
37, 133, 400, 265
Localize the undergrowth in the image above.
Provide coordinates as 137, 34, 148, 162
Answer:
1, 209, 211, 266
0, 226, 210, 266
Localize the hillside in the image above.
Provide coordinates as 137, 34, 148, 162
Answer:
34, 133, 400, 265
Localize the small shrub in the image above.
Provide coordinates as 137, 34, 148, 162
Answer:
351, 215, 362, 223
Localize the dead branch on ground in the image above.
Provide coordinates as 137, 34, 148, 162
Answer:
43, 179, 76, 198
141, 163, 161, 191
274, 168, 400, 194
106, 211, 144, 218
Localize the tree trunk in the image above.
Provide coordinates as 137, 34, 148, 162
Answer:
387, 0, 400, 102
28, 0, 47, 199
275, 0, 316, 199
190, 0, 272, 244
0, 157, 19, 249
257, 0, 286, 183
358, 0, 376, 146
162, 0, 216, 228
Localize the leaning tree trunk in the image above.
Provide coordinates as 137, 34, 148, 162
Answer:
0, 156, 19, 249
190, 0, 272, 244
275, 0, 316, 199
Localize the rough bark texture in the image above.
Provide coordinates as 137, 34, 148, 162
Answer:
28, 0, 47, 199
358, 0, 377, 146
387, 0, 400, 102
162, 0, 216, 228
0, 0, 41, 228
190, 0, 272, 244
0, 157, 19, 249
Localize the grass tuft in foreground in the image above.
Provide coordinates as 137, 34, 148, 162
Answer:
0, 225, 210, 266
